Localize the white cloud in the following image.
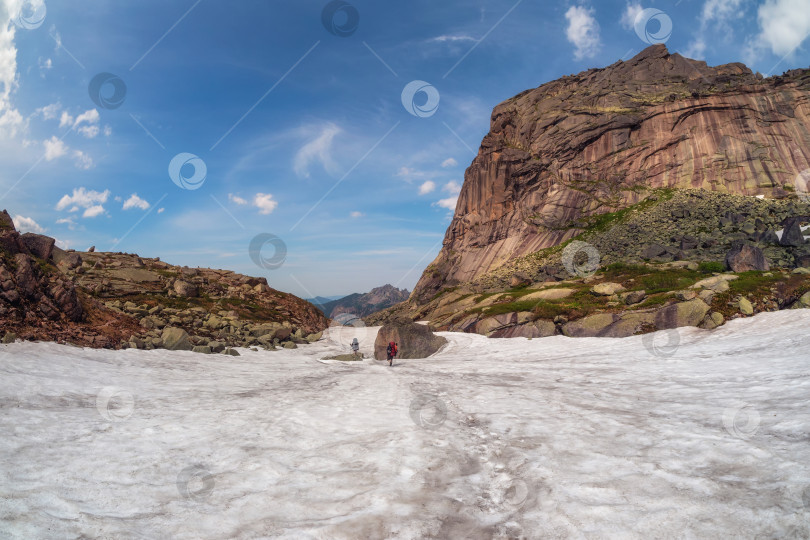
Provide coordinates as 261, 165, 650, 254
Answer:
43, 135, 67, 160
59, 110, 73, 128
103, 125, 112, 137
620, 1, 643, 30
686, 0, 746, 59
565, 5, 601, 60
73, 108, 100, 138
36, 102, 61, 120
253, 193, 278, 215
38, 56, 52, 73
350, 211, 364, 218
435, 196, 459, 211
55, 187, 110, 216
157, 208, 165, 214
443, 181, 462, 195
418, 180, 436, 195
56, 217, 76, 230
293, 123, 341, 178
73, 150, 93, 170
684, 39, 707, 59
123, 193, 150, 211
0, 1, 25, 137
228, 193, 248, 205
83, 205, 105, 218
12, 214, 45, 234
751, 0, 810, 58
441, 158, 458, 168
429, 34, 477, 43
58, 108, 100, 138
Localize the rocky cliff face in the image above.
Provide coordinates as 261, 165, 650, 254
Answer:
323, 284, 409, 318
412, 45, 810, 303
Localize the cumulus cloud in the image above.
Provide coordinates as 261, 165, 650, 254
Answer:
620, 1, 643, 29
685, 0, 746, 59
73, 150, 93, 170
12, 214, 45, 234
74, 109, 100, 138
58, 111, 72, 128
82, 205, 105, 218
123, 193, 150, 210
43, 135, 67, 160
565, 5, 601, 60
419, 180, 436, 195
57, 108, 101, 138
443, 181, 462, 195
228, 193, 248, 205
350, 211, 364, 218
55, 187, 110, 218
750, 0, 810, 59
157, 208, 165, 214
435, 197, 459, 211
0, 1, 25, 137
56, 217, 76, 230
253, 193, 278, 215
432, 181, 463, 212
36, 102, 61, 120
293, 123, 341, 178
441, 158, 458, 168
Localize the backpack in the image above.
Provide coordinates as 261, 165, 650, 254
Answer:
390, 342, 398, 355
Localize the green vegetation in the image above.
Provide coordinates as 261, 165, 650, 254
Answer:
601, 262, 702, 293
698, 261, 725, 273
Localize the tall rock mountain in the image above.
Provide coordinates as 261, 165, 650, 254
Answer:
320, 284, 409, 318
412, 45, 810, 303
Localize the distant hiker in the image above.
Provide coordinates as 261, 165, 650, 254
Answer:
386, 341, 398, 366
351, 337, 360, 359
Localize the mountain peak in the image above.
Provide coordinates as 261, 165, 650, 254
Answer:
411, 48, 810, 303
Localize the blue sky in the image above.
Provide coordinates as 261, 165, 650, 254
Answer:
1, 0, 809, 297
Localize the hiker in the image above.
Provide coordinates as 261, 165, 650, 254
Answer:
351, 337, 360, 359
386, 341, 398, 366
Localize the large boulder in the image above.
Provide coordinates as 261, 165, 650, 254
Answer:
475, 313, 517, 336
654, 299, 710, 330
161, 327, 193, 351
725, 243, 770, 272
780, 218, 806, 247
173, 279, 198, 298
561, 313, 618, 337
20, 233, 55, 260
591, 282, 625, 296
374, 320, 447, 360
491, 319, 556, 338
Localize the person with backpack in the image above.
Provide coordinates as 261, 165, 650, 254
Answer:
350, 337, 360, 359
386, 341, 398, 366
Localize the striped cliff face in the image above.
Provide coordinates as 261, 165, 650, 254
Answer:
412, 45, 810, 303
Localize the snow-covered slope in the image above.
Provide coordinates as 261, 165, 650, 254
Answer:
1, 311, 809, 539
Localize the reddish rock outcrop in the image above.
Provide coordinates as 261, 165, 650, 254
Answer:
413, 45, 810, 302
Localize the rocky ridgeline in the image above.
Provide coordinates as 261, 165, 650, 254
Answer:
0, 209, 328, 350
368, 189, 810, 339
320, 284, 410, 318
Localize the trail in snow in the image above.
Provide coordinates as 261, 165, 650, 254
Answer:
1, 310, 809, 539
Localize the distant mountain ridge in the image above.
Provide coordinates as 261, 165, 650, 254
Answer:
318, 284, 409, 318
306, 295, 344, 307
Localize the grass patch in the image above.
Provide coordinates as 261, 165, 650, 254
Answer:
600, 262, 701, 293
698, 261, 725, 274
639, 271, 699, 294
